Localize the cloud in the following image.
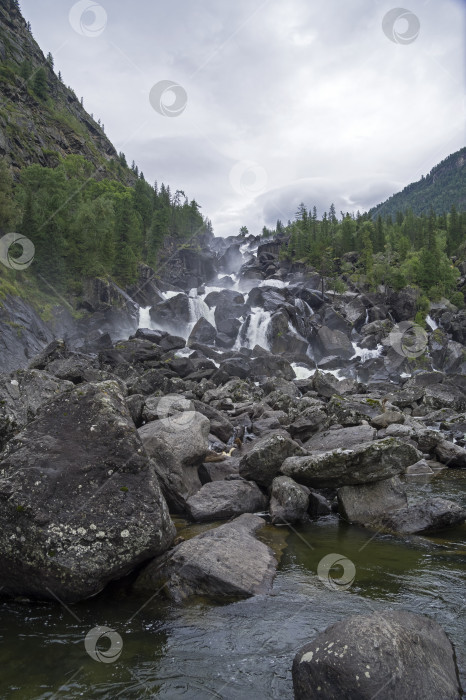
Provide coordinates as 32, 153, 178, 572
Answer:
20, 0, 466, 236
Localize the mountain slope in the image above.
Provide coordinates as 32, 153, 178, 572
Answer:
369, 147, 466, 219
0, 0, 121, 175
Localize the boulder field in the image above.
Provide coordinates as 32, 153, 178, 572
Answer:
0, 231, 465, 696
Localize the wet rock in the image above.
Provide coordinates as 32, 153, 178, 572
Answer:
377, 497, 466, 534
133, 513, 277, 602
281, 439, 421, 488
293, 610, 462, 700
303, 425, 376, 452
308, 490, 333, 518
435, 440, 466, 469
313, 327, 354, 363
0, 381, 175, 602
186, 480, 267, 522
338, 477, 408, 525
150, 293, 190, 330
387, 286, 420, 321
239, 431, 307, 487
138, 409, 210, 513
406, 459, 434, 475
269, 476, 309, 525
327, 395, 387, 426
187, 317, 217, 346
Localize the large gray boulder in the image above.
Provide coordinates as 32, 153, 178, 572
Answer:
186, 479, 267, 522
304, 425, 376, 452
293, 610, 461, 700
377, 498, 466, 534
133, 513, 277, 602
313, 326, 354, 362
435, 440, 466, 469
338, 477, 408, 525
138, 406, 210, 513
0, 369, 74, 450
281, 438, 421, 488
0, 381, 175, 602
239, 431, 307, 487
269, 476, 309, 525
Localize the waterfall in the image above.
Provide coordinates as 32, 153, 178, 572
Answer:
237, 308, 272, 350
138, 306, 152, 328
426, 315, 438, 331
350, 342, 383, 362
188, 291, 216, 329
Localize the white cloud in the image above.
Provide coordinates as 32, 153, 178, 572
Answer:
20, 0, 465, 236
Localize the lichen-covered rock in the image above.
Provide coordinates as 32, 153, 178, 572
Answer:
239, 431, 307, 487
138, 408, 210, 513
269, 476, 309, 525
186, 479, 267, 522
133, 513, 277, 602
0, 381, 175, 602
281, 439, 421, 488
0, 369, 74, 450
293, 610, 461, 700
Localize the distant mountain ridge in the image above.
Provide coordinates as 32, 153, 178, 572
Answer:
369, 147, 466, 219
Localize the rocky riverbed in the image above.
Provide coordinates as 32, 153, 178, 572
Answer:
0, 231, 465, 698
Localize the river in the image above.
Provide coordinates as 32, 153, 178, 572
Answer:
1, 470, 464, 699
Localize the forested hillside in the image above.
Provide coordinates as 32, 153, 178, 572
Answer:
369, 148, 466, 219
263, 201, 466, 312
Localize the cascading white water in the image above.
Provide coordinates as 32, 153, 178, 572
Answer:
350, 342, 383, 362
138, 306, 153, 328
237, 308, 272, 350
188, 290, 217, 333
258, 279, 289, 289
426, 314, 438, 331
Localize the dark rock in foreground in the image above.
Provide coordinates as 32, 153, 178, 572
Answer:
0, 381, 175, 602
337, 477, 408, 525
376, 497, 466, 534
281, 438, 420, 488
269, 476, 310, 524
186, 479, 267, 522
239, 431, 306, 487
133, 513, 277, 602
293, 610, 462, 700
138, 406, 209, 513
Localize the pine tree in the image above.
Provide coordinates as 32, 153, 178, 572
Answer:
32, 67, 48, 100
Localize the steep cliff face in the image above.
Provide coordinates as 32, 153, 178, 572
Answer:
0, 0, 118, 174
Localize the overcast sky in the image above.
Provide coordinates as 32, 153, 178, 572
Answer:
20, 0, 465, 236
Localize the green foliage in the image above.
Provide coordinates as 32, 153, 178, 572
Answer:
270, 200, 464, 303
369, 147, 466, 219
450, 291, 465, 308
1, 155, 211, 292
32, 67, 48, 101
